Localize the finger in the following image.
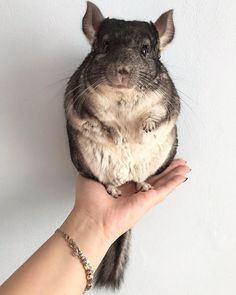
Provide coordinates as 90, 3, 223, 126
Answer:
152, 174, 186, 205
119, 159, 188, 195
134, 174, 186, 211
148, 159, 188, 185
152, 164, 191, 188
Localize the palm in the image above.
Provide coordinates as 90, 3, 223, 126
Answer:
75, 159, 190, 240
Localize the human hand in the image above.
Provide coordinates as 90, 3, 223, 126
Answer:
73, 159, 191, 243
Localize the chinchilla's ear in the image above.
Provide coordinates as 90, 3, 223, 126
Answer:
154, 10, 175, 50
82, 1, 104, 44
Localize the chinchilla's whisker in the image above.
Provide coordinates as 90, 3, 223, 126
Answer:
138, 73, 155, 90
76, 81, 103, 112
69, 78, 106, 113
68, 77, 103, 103
158, 85, 202, 135
66, 85, 94, 112
175, 87, 196, 104
65, 83, 93, 112
179, 97, 196, 114
65, 83, 84, 97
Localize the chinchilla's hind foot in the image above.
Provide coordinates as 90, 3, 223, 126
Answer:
106, 184, 122, 198
136, 181, 153, 192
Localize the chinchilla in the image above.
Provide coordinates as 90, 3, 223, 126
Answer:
64, 1, 180, 290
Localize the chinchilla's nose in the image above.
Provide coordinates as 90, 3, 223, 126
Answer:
107, 58, 134, 87
111, 65, 131, 87
117, 66, 130, 76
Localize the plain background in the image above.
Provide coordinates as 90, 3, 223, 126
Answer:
1, 0, 236, 294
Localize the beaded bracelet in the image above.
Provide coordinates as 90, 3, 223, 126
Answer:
55, 228, 94, 293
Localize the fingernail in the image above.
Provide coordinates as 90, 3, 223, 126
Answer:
183, 177, 188, 182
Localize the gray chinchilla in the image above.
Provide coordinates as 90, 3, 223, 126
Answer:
64, 1, 180, 290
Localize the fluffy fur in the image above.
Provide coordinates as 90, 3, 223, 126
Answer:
64, 1, 180, 290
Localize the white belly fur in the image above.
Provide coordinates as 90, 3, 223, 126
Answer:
77, 117, 176, 186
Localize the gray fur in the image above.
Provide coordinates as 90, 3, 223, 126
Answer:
64, 1, 180, 290
95, 231, 131, 289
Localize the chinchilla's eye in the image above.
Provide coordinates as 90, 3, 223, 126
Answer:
140, 45, 149, 57
103, 41, 110, 53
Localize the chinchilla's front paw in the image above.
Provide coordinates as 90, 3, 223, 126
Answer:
105, 184, 122, 198
136, 181, 153, 192
82, 119, 101, 134
142, 118, 158, 133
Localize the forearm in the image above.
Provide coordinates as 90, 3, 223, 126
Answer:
0, 208, 112, 295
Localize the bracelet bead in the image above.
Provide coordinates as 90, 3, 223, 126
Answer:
55, 228, 94, 293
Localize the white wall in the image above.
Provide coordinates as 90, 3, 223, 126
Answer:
1, 0, 236, 294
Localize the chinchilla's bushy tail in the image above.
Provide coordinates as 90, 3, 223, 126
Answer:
94, 230, 131, 290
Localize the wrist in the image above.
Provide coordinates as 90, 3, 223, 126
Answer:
60, 208, 112, 270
